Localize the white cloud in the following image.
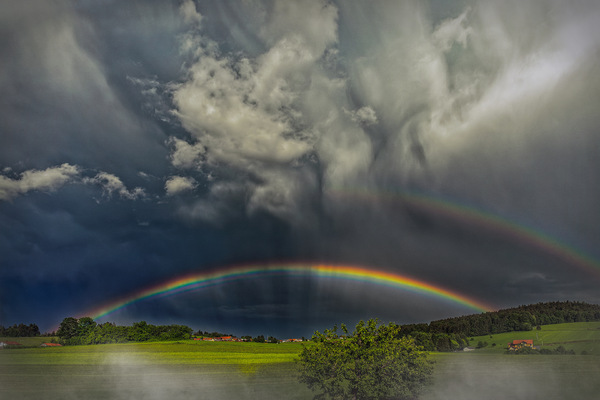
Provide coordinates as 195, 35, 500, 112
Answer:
169, 0, 341, 221
258, 0, 338, 58
86, 172, 145, 200
168, 137, 206, 170
432, 8, 473, 52
165, 176, 197, 196
345, 106, 378, 126
164, 0, 600, 230
179, 0, 202, 26
0, 164, 80, 200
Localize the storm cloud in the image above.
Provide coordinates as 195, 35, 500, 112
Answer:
1, 0, 599, 335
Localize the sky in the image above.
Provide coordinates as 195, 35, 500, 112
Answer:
1, 0, 599, 338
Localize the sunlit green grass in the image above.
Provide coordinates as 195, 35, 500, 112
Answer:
0, 340, 304, 365
0, 341, 311, 399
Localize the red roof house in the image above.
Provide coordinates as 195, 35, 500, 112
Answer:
507, 339, 534, 350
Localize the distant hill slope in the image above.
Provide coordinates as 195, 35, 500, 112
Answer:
394, 301, 600, 352
404, 301, 600, 337
469, 321, 600, 355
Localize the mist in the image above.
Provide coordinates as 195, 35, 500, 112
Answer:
422, 354, 600, 400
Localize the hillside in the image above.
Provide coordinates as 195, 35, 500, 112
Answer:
394, 301, 600, 352
405, 301, 600, 336
466, 321, 600, 355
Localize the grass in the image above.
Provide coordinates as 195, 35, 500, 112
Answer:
0, 340, 313, 400
422, 352, 600, 400
467, 321, 600, 354
2, 324, 600, 399
0, 340, 304, 365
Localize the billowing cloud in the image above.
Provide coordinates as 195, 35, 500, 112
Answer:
165, 176, 197, 196
168, 137, 206, 170
345, 106, 378, 126
0, 164, 80, 201
179, 0, 202, 26
168, 0, 342, 221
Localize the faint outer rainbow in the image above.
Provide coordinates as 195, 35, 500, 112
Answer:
83, 264, 495, 320
326, 189, 600, 279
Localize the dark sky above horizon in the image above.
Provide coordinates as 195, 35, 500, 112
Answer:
1, 0, 599, 338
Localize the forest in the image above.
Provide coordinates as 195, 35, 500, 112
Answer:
0, 323, 40, 337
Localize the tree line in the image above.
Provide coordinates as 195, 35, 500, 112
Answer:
57, 317, 193, 345
0, 323, 40, 337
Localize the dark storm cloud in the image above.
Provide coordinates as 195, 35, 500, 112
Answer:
0, 0, 170, 180
1, 0, 599, 335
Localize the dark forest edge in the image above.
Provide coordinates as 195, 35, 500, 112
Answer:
3, 301, 600, 350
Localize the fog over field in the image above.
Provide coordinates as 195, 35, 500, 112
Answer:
1, 0, 600, 337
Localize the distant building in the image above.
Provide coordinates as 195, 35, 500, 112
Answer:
199, 336, 236, 341
0, 341, 22, 348
41, 343, 62, 347
507, 339, 534, 351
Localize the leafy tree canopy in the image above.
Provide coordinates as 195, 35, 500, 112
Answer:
298, 319, 434, 400
57, 317, 192, 345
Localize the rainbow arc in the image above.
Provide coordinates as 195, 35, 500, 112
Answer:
82, 263, 495, 320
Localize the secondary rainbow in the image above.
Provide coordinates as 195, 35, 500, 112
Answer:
326, 188, 600, 279
83, 263, 495, 320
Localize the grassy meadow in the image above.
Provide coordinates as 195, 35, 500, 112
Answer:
468, 321, 600, 354
2, 322, 600, 399
0, 340, 311, 399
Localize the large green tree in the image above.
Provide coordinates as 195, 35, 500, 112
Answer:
57, 317, 79, 342
298, 319, 434, 400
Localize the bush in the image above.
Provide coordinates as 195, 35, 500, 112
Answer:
298, 319, 434, 400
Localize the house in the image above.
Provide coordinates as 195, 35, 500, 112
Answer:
0, 341, 22, 348
199, 336, 235, 342
507, 339, 534, 351
41, 343, 62, 347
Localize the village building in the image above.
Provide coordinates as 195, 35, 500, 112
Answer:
507, 339, 534, 351
197, 336, 237, 341
0, 341, 22, 347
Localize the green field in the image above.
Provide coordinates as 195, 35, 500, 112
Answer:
2, 323, 600, 399
0, 340, 311, 399
422, 353, 600, 400
468, 321, 600, 354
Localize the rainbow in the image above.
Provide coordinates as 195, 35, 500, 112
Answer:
83, 263, 495, 320
326, 189, 600, 279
